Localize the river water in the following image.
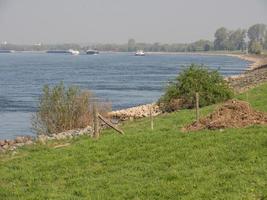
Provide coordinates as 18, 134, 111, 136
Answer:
0, 52, 249, 139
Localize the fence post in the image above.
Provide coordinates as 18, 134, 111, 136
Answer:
150, 105, 154, 131
195, 92, 200, 123
93, 103, 99, 139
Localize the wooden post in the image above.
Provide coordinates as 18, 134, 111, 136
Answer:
98, 114, 124, 135
93, 103, 99, 139
150, 105, 154, 131
195, 92, 200, 123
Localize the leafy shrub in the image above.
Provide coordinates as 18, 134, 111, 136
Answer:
158, 64, 233, 112
32, 82, 111, 135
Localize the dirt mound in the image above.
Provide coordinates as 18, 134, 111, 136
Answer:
185, 100, 267, 131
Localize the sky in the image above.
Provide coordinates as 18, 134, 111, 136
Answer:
0, 0, 267, 44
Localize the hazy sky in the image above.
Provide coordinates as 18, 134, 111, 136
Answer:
0, 0, 267, 44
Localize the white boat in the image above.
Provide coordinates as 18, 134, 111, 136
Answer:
135, 50, 145, 56
68, 49, 80, 55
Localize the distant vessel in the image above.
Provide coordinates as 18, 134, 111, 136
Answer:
0, 50, 15, 53
46, 49, 80, 55
86, 50, 99, 55
135, 50, 145, 56
46, 50, 69, 54
68, 49, 80, 55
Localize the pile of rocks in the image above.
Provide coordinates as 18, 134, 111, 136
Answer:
37, 126, 92, 143
0, 136, 33, 152
108, 103, 162, 121
0, 126, 92, 153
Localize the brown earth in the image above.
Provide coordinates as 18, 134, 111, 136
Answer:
184, 99, 267, 132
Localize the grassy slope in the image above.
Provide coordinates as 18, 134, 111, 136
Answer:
0, 84, 267, 200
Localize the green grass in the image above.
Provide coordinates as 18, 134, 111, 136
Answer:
1, 84, 267, 199
237, 82, 267, 112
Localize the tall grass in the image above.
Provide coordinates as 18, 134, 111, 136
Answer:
32, 82, 111, 135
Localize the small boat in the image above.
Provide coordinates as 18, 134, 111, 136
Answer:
0, 50, 15, 53
135, 50, 145, 56
86, 50, 99, 55
68, 49, 80, 55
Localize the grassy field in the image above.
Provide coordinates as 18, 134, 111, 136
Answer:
0, 84, 267, 199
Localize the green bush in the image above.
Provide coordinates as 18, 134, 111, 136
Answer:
32, 82, 111, 135
159, 64, 233, 112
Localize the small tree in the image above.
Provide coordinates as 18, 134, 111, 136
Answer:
32, 82, 110, 135
249, 41, 263, 54
158, 64, 233, 112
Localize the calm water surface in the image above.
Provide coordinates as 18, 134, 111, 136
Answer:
0, 52, 249, 139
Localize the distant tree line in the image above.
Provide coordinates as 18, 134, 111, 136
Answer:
214, 24, 267, 54
1, 24, 266, 54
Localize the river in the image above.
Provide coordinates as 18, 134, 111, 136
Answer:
0, 52, 250, 139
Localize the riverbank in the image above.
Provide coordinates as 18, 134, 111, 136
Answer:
226, 54, 267, 92
228, 54, 267, 70
147, 51, 267, 71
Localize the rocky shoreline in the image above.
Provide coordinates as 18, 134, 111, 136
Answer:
226, 54, 267, 92
0, 126, 93, 153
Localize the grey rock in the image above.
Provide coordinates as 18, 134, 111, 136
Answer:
15, 136, 24, 143
25, 140, 33, 145
24, 136, 32, 142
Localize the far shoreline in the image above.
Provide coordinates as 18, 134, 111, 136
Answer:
146, 51, 265, 70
